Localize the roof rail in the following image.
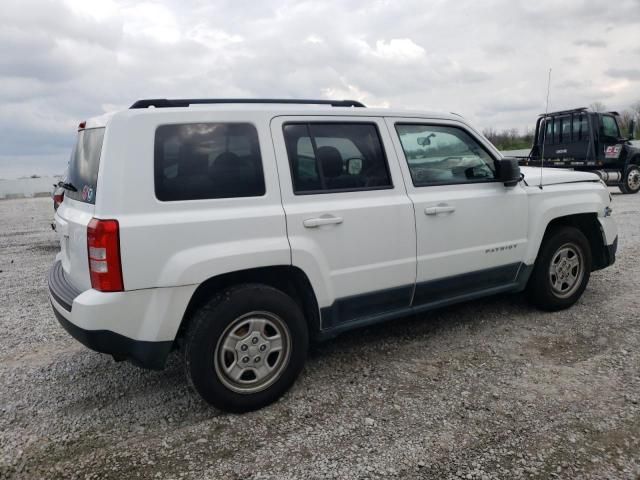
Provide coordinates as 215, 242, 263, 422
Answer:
129, 98, 366, 109
538, 107, 588, 117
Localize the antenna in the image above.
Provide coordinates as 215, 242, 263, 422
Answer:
539, 68, 552, 189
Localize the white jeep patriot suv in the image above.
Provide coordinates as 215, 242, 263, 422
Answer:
49, 98, 618, 412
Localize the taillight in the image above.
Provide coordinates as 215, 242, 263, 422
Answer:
87, 218, 124, 292
53, 192, 64, 209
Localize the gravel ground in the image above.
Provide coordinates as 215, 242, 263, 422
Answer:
1, 194, 639, 480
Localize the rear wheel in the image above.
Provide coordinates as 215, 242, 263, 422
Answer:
184, 284, 308, 412
527, 226, 592, 311
620, 165, 640, 194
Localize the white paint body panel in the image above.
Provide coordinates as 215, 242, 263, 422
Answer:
54, 197, 94, 291
50, 283, 198, 341
51, 104, 616, 343
270, 116, 416, 308
385, 117, 529, 282
519, 166, 600, 186
522, 182, 615, 264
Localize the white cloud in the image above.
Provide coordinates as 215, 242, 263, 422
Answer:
372, 38, 426, 61
304, 34, 324, 45
62, 0, 119, 21
0, 0, 639, 177
122, 2, 182, 44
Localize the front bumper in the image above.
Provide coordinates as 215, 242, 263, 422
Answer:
48, 261, 178, 370
606, 236, 618, 267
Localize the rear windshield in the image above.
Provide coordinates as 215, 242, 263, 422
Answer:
65, 128, 105, 204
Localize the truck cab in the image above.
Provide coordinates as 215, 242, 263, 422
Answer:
521, 107, 640, 194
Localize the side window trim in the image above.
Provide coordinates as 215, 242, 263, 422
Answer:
283, 121, 394, 195
394, 121, 501, 188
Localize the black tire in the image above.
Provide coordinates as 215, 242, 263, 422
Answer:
184, 284, 308, 412
620, 164, 640, 194
527, 226, 592, 311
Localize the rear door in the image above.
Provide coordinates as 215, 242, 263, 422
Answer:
55, 127, 105, 291
271, 116, 416, 329
386, 118, 528, 305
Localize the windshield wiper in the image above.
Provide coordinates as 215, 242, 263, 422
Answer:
58, 181, 78, 192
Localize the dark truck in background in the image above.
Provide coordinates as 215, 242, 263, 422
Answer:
518, 107, 640, 194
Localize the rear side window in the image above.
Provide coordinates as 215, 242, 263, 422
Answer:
572, 113, 588, 141
559, 116, 571, 142
154, 123, 265, 201
66, 128, 105, 204
283, 123, 392, 194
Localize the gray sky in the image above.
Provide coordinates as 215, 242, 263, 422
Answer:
1, 0, 639, 177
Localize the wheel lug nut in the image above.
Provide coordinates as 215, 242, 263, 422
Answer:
242, 356, 250, 363
240, 344, 248, 351
254, 356, 261, 363
259, 344, 267, 352
252, 337, 259, 344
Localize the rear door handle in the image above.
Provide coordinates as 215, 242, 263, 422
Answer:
303, 215, 344, 228
424, 204, 456, 215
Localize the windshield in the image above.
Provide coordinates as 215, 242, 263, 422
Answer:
65, 128, 105, 204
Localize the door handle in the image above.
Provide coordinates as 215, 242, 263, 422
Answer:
424, 204, 456, 215
303, 215, 344, 228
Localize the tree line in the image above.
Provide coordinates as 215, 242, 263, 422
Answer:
483, 100, 640, 151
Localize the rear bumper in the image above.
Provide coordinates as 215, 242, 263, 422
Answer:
48, 261, 195, 370
51, 305, 172, 370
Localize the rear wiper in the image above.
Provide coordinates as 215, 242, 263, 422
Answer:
58, 181, 78, 192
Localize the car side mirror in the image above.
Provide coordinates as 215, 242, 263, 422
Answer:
497, 157, 521, 187
628, 119, 636, 140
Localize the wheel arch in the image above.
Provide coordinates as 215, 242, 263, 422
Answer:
539, 213, 608, 271
176, 265, 321, 344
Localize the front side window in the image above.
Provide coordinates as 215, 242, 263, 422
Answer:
154, 123, 265, 201
395, 124, 496, 187
601, 115, 620, 139
283, 123, 392, 194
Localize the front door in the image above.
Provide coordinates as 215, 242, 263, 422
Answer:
386, 118, 529, 306
271, 116, 416, 329
599, 114, 624, 163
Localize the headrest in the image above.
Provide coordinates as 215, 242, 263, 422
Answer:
316, 146, 343, 178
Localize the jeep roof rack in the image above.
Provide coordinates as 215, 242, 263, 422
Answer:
129, 98, 366, 109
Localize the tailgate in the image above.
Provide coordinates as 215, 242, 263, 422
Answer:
55, 199, 94, 291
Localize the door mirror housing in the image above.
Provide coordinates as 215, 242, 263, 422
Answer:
628, 119, 636, 140
497, 157, 521, 187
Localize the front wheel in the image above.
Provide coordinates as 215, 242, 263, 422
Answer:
527, 226, 592, 311
620, 165, 640, 194
184, 284, 308, 412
